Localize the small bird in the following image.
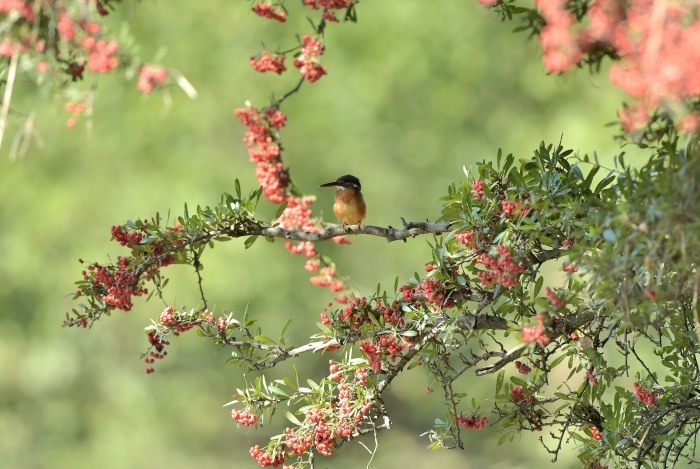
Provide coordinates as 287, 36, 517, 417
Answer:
319, 174, 367, 226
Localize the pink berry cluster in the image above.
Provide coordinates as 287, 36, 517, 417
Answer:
360, 334, 409, 372
250, 50, 287, 75
278, 196, 320, 257
80, 257, 147, 311
249, 361, 373, 466
144, 330, 169, 374
337, 297, 403, 331
82, 37, 119, 73
471, 178, 485, 199
64, 101, 86, 128
476, 245, 525, 288
587, 369, 599, 386
562, 261, 579, 273
249, 445, 286, 467
477, 0, 700, 132
252, 3, 287, 23
589, 426, 603, 441
145, 309, 222, 373
510, 385, 534, 405
608, 0, 700, 132
633, 382, 657, 406
302, 0, 355, 23
310, 267, 345, 292
293, 35, 327, 83
416, 277, 455, 308
111, 225, 143, 247
0, 0, 35, 21
284, 427, 313, 457
521, 313, 552, 346
136, 65, 169, 94
232, 408, 259, 427
454, 413, 489, 430
235, 105, 289, 203
500, 195, 529, 218
536, 0, 582, 74
158, 306, 200, 334
455, 230, 475, 247
514, 360, 532, 375
545, 287, 566, 309
111, 222, 181, 268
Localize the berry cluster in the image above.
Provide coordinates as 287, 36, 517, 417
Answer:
476, 245, 525, 288
278, 196, 320, 257
232, 408, 258, 427
521, 313, 552, 346
82, 257, 147, 311
544, 287, 566, 309
136, 65, 169, 94
302, 0, 355, 22
510, 385, 535, 404
64, 101, 86, 128
83, 37, 119, 73
589, 426, 603, 441
235, 105, 289, 202
514, 360, 532, 375
477, 0, 700, 132
144, 330, 169, 374
537, 0, 581, 74
310, 267, 344, 292
249, 445, 286, 467
500, 195, 529, 218
416, 278, 454, 308
293, 35, 327, 83
111, 225, 143, 247
633, 382, 657, 406
471, 178, 485, 199
360, 335, 409, 372
252, 3, 287, 23
158, 306, 197, 334
586, 369, 599, 386
284, 427, 313, 456
454, 230, 475, 247
336, 296, 404, 331
250, 51, 287, 75
454, 413, 489, 430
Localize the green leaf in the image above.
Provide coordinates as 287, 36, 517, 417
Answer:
306, 379, 319, 390
254, 335, 275, 344
286, 411, 302, 426
510, 376, 527, 387
235, 179, 241, 199
496, 370, 505, 394
268, 386, 289, 398
594, 172, 615, 194
534, 276, 544, 297
244, 236, 259, 249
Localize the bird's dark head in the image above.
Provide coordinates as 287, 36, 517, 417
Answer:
319, 174, 361, 190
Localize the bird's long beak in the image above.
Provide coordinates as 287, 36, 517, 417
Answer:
319, 181, 340, 188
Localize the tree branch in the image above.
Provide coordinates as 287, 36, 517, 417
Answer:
237, 220, 457, 243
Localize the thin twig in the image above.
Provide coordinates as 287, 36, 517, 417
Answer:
0, 45, 20, 153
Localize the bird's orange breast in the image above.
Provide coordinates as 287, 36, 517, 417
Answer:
333, 188, 366, 225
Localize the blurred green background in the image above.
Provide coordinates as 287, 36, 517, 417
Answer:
0, 1, 634, 468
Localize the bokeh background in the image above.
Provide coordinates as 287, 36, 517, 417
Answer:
0, 1, 638, 468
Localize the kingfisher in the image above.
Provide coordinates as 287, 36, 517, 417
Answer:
319, 174, 367, 226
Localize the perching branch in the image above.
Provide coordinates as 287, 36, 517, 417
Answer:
242, 220, 457, 243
